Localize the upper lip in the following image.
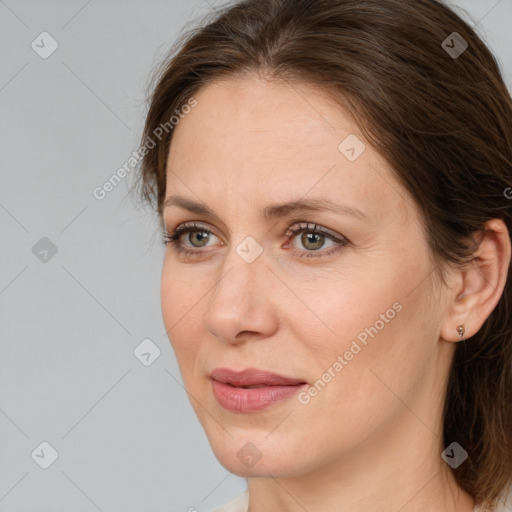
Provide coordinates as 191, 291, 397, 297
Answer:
210, 367, 307, 387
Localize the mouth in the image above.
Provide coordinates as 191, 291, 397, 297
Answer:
210, 367, 308, 412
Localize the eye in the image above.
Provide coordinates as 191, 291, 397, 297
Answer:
163, 222, 219, 256
284, 222, 348, 259
163, 221, 349, 259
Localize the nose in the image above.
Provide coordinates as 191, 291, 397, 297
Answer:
203, 243, 278, 344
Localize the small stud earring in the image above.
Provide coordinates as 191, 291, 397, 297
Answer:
457, 324, 465, 340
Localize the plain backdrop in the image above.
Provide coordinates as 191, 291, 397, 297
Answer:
1, 1, 511, 511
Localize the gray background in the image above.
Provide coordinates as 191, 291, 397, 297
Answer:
1, 1, 511, 511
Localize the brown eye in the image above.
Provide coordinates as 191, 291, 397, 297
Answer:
186, 229, 211, 248
299, 231, 327, 251
284, 223, 349, 260
163, 222, 219, 255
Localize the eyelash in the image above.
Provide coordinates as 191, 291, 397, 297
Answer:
162, 222, 349, 260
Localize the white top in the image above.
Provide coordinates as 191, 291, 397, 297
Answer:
212, 491, 249, 512
211, 490, 248, 512
211, 485, 512, 512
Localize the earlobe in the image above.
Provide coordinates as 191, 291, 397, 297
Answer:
440, 218, 511, 343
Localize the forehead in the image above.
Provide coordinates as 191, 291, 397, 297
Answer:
170, 76, 355, 160
165, 75, 413, 227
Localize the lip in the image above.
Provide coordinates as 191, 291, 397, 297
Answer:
210, 367, 306, 387
210, 367, 307, 412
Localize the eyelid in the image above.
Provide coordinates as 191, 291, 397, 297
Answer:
171, 221, 214, 235
284, 222, 345, 242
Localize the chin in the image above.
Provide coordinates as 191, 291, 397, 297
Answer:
205, 430, 312, 478
214, 451, 300, 478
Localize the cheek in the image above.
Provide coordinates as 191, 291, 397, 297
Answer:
288, 259, 431, 396
287, 291, 430, 453
160, 262, 204, 371
283, 269, 398, 352
160, 257, 203, 325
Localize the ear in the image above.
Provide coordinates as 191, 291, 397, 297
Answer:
440, 218, 511, 343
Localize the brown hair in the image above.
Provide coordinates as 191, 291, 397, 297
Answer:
132, 0, 512, 508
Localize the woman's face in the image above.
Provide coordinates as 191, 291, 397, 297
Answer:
161, 75, 455, 478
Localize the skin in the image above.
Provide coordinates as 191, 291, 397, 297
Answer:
160, 75, 511, 512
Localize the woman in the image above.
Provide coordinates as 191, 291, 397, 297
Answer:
133, 0, 512, 510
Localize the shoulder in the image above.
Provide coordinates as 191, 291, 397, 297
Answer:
210, 490, 249, 512
497, 482, 512, 511
474, 482, 512, 512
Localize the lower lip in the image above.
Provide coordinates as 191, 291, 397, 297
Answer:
211, 380, 307, 412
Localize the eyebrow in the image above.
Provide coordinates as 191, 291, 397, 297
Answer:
163, 195, 368, 222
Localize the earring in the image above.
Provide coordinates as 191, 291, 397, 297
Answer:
457, 324, 465, 340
